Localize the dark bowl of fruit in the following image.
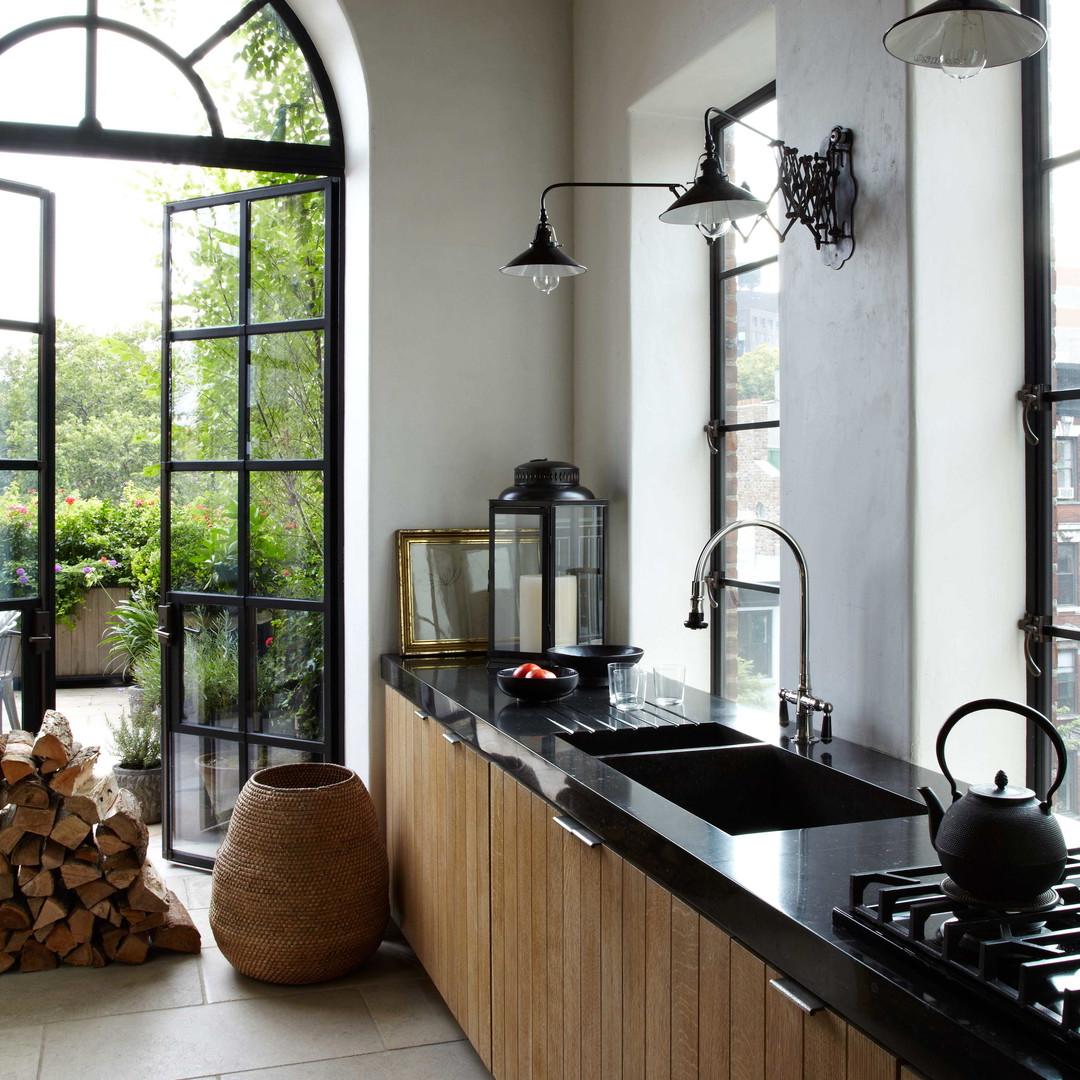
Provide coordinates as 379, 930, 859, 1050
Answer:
496, 662, 579, 702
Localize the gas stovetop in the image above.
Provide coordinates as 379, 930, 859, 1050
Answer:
833, 852, 1080, 1047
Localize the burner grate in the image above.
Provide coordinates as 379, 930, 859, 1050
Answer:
834, 852, 1080, 1042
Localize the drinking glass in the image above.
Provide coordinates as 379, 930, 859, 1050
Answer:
652, 664, 686, 707
608, 662, 645, 711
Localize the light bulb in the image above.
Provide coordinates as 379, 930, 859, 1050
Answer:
698, 218, 733, 241
939, 12, 987, 79
532, 272, 560, 294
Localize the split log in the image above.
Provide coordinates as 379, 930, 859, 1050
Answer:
43, 920, 77, 956
90, 899, 123, 927
8, 777, 51, 809
0, 780, 7, 808
100, 790, 147, 852
72, 843, 100, 863
151, 891, 202, 953
126, 862, 168, 913
63, 942, 105, 967
0, 897, 31, 929
3, 928, 31, 952
32, 712, 74, 768
65, 776, 117, 826
50, 808, 91, 850
18, 867, 55, 898
41, 839, 66, 870
10, 834, 42, 866
115, 931, 150, 965
67, 906, 95, 944
0, 864, 12, 901
100, 926, 126, 959
74, 878, 116, 908
19, 938, 58, 971
0, 807, 21, 855
102, 849, 140, 873
105, 868, 140, 890
60, 858, 103, 889
124, 910, 165, 935
48, 746, 99, 797
0, 950, 14, 973
13, 803, 57, 837
31, 895, 66, 931
94, 827, 130, 856
1, 731, 36, 785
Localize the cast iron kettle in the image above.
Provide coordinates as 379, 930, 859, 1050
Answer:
918, 697, 1069, 909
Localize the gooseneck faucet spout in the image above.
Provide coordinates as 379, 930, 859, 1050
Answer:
685, 518, 832, 747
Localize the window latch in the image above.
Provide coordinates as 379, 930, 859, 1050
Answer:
1017, 384, 1049, 447
1018, 612, 1050, 678
704, 418, 722, 454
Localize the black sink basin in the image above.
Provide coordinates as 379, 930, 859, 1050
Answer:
599, 743, 926, 834
560, 721, 760, 758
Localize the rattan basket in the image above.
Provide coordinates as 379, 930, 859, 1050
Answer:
209, 762, 389, 984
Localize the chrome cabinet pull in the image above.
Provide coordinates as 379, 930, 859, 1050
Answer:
552, 815, 603, 847
413, 710, 428, 720
442, 732, 462, 745
769, 976, 825, 1015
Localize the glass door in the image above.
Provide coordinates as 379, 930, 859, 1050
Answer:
161, 178, 341, 868
0, 178, 55, 733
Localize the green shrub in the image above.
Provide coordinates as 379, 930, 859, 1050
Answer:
107, 689, 161, 770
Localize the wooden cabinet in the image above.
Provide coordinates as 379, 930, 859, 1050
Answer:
384, 687, 491, 1066
386, 686, 907, 1080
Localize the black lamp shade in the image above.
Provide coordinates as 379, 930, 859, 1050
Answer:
883, 0, 1046, 69
500, 220, 587, 278
659, 156, 769, 229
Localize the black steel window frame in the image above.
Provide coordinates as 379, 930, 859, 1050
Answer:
708, 81, 779, 695
1022, 0, 1073, 790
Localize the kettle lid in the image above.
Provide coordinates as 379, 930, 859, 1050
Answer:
968, 769, 1034, 804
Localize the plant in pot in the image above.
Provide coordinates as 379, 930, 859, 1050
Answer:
107, 667, 162, 825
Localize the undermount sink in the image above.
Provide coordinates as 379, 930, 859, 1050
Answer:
559, 721, 761, 758
595, 743, 926, 835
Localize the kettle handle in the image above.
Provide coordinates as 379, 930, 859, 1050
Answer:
936, 697, 1068, 813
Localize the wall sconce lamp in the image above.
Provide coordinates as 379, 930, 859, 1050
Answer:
500, 106, 857, 291
883, 0, 1046, 80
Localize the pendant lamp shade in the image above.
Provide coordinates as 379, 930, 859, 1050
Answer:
883, 0, 1046, 76
659, 156, 769, 229
499, 220, 586, 280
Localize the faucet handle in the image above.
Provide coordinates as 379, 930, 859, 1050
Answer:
778, 693, 790, 727
820, 704, 833, 744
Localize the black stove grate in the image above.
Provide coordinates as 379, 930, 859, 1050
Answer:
833, 852, 1080, 1042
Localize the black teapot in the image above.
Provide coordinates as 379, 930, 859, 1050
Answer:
918, 698, 1068, 909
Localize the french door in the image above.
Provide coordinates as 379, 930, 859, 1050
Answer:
160, 178, 342, 868
0, 178, 55, 733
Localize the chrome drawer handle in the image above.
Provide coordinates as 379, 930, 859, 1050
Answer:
413, 710, 428, 720
769, 977, 825, 1015
552, 815, 603, 847
442, 732, 462, 745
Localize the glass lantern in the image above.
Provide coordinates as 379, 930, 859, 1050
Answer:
488, 459, 607, 664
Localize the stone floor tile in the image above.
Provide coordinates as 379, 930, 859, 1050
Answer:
0, 1025, 44, 1080
359, 976, 466, 1050
183, 871, 215, 909
3, 952, 203, 1026
217, 1039, 491, 1079
38, 990, 384, 1080
201, 937, 424, 1004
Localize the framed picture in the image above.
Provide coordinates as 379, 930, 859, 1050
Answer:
396, 528, 492, 656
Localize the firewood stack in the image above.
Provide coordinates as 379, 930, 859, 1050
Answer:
0, 712, 201, 973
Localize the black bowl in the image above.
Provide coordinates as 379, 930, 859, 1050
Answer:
496, 665, 579, 702
544, 645, 644, 686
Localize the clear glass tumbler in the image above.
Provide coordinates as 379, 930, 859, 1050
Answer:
608, 662, 645, 711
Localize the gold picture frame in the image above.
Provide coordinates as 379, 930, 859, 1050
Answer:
396, 528, 491, 656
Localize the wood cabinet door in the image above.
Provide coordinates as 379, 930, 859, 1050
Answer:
384, 687, 491, 1066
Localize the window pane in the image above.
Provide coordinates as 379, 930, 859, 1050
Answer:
0, 473, 38, 600
1050, 161, 1080, 391
0, 191, 41, 325
0, 331, 38, 459
169, 731, 239, 855
719, 98, 781, 268
171, 338, 239, 461
170, 471, 239, 594
254, 607, 323, 741
722, 427, 780, 525
169, 202, 241, 331
248, 743, 318, 773
181, 604, 239, 730
249, 331, 323, 460
717, 585, 779, 710
0, 29, 84, 127
250, 189, 325, 323
248, 470, 323, 599
1052, 643, 1080, 819
0, 2, 77, 39
1047, 0, 1080, 159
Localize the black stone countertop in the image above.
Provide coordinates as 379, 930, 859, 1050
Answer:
381, 655, 1080, 1080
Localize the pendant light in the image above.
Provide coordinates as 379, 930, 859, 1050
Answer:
883, 0, 1047, 80
499, 214, 586, 294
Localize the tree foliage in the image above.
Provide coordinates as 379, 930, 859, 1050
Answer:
738, 344, 780, 403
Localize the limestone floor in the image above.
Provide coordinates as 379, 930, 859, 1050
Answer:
5, 690, 494, 1080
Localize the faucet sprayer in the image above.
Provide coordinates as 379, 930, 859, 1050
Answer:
685, 518, 832, 747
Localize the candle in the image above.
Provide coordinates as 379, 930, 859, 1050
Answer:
518, 574, 578, 653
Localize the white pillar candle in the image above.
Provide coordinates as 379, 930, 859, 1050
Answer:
518, 574, 579, 653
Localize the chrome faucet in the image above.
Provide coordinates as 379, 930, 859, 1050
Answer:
685, 518, 832, 747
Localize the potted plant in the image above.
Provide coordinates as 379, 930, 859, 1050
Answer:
107, 679, 162, 825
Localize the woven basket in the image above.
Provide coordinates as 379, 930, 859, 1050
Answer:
209, 762, 389, 984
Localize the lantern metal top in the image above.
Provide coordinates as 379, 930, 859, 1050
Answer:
495, 458, 599, 502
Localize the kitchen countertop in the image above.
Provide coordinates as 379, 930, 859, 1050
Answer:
381, 654, 1080, 1080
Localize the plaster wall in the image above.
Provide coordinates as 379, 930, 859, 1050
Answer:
300, 0, 575, 802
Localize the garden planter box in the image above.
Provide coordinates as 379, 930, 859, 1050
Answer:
56, 587, 128, 679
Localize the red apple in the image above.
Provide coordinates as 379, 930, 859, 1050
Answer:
524, 667, 557, 679
512, 662, 541, 677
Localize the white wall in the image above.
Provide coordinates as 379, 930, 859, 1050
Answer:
299, 0, 575, 810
